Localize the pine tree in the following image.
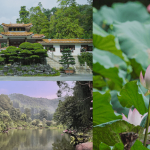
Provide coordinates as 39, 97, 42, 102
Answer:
59, 48, 75, 69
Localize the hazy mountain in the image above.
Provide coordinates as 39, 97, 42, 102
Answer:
8, 93, 65, 113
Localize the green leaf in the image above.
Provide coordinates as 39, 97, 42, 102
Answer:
110, 90, 129, 116
113, 21, 150, 77
98, 2, 150, 25
93, 22, 108, 37
93, 48, 127, 87
118, 81, 148, 115
99, 142, 111, 150
93, 91, 122, 126
112, 143, 124, 150
93, 120, 143, 149
93, 34, 125, 61
93, 75, 106, 89
131, 140, 149, 150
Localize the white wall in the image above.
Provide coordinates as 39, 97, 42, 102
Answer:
49, 43, 93, 56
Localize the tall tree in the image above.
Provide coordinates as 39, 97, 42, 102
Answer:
39, 109, 48, 120
49, 0, 84, 39
16, 6, 30, 24
29, 6, 50, 38
54, 81, 92, 130
24, 108, 31, 119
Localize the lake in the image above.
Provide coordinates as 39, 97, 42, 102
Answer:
0, 128, 75, 150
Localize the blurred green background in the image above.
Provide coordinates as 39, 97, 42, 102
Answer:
93, 0, 150, 9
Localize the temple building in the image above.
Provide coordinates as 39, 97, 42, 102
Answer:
0, 23, 93, 56
0, 23, 93, 70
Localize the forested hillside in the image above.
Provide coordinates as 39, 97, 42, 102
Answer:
9, 93, 65, 113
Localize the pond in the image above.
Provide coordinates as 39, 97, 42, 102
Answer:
0, 129, 75, 150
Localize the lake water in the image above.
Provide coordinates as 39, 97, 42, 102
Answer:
0, 129, 75, 150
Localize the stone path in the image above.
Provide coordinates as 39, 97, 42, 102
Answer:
0, 74, 92, 81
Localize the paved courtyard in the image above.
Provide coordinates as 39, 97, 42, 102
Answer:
0, 74, 92, 81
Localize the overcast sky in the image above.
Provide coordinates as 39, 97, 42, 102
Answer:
0, 0, 88, 24
0, 81, 74, 99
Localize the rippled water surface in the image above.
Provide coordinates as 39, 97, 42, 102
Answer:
0, 129, 75, 150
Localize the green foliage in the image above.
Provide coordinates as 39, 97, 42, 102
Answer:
93, 2, 150, 27
54, 81, 92, 130
93, 120, 143, 149
49, 4, 84, 38
78, 52, 92, 69
39, 109, 48, 120
29, 6, 50, 38
93, 2, 150, 148
93, 91, 122, 126
99, 142, 111, 150
118, 81, 148, 115
16, 6, 30, 23
131, 140, 149, 150
0, 42, 47, 65
59, 48, 75, 69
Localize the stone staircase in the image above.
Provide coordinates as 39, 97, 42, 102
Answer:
46, 55, 92, 74
46, 57, 62, 70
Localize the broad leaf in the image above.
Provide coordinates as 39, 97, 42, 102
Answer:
131, 140, 149, 150
113, 21, 150, 77
93, 91, 122, 126
96, 2, 150, 25
110, 90, 129, 116
112, 143, 124, 150
118, 81, 148, 115
99, 142, 111, 150
93, 120, 143, 149
93, 75, 106, 89
93, 48, 127, 87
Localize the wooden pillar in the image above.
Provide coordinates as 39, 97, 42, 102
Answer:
0, 43, 1, 48
25, 38, 27, 42
7, 38, 9, 47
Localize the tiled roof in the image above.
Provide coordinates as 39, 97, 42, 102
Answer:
32, 34, 45, 38
1, 23, 32, 27
38, 39, 93, 44
1, 32, 33, 36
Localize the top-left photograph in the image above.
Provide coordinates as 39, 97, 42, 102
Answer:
0, 0, 93, 81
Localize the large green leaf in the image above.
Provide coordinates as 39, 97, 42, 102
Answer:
93, 48, 127, 87
96, 1, 150, 26
113, 21, 150, 77
110, 90, 129, 116
118, 81, 148, 115
93, 23, 129, 63
93, 22, 108, 37
131, 140, 149, 150
99, 142, 124, 150
93, 91, 122, 126
99, 142, 111, 150
93, 34, 126, 61
93, 120, 143, 149
93, 75, 106, 89
112, 143, 124, 150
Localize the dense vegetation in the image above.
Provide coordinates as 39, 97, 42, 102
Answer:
0, 42, 48, 65
59, 48, 75, 69
54, 81, 92, 131
78, 52, 92, 69
93, 1, 150, 149
16, 0, 92, 39
0, 94, 66, 132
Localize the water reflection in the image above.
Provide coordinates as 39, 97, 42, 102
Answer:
0, 129, 75, 150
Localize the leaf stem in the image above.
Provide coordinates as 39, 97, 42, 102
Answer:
143, 94, 150, 146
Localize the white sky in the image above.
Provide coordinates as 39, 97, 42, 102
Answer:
0, 0, 88, 24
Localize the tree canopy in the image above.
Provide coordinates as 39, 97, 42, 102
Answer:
15, 1, 92, 39
53, 81, 92, 131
